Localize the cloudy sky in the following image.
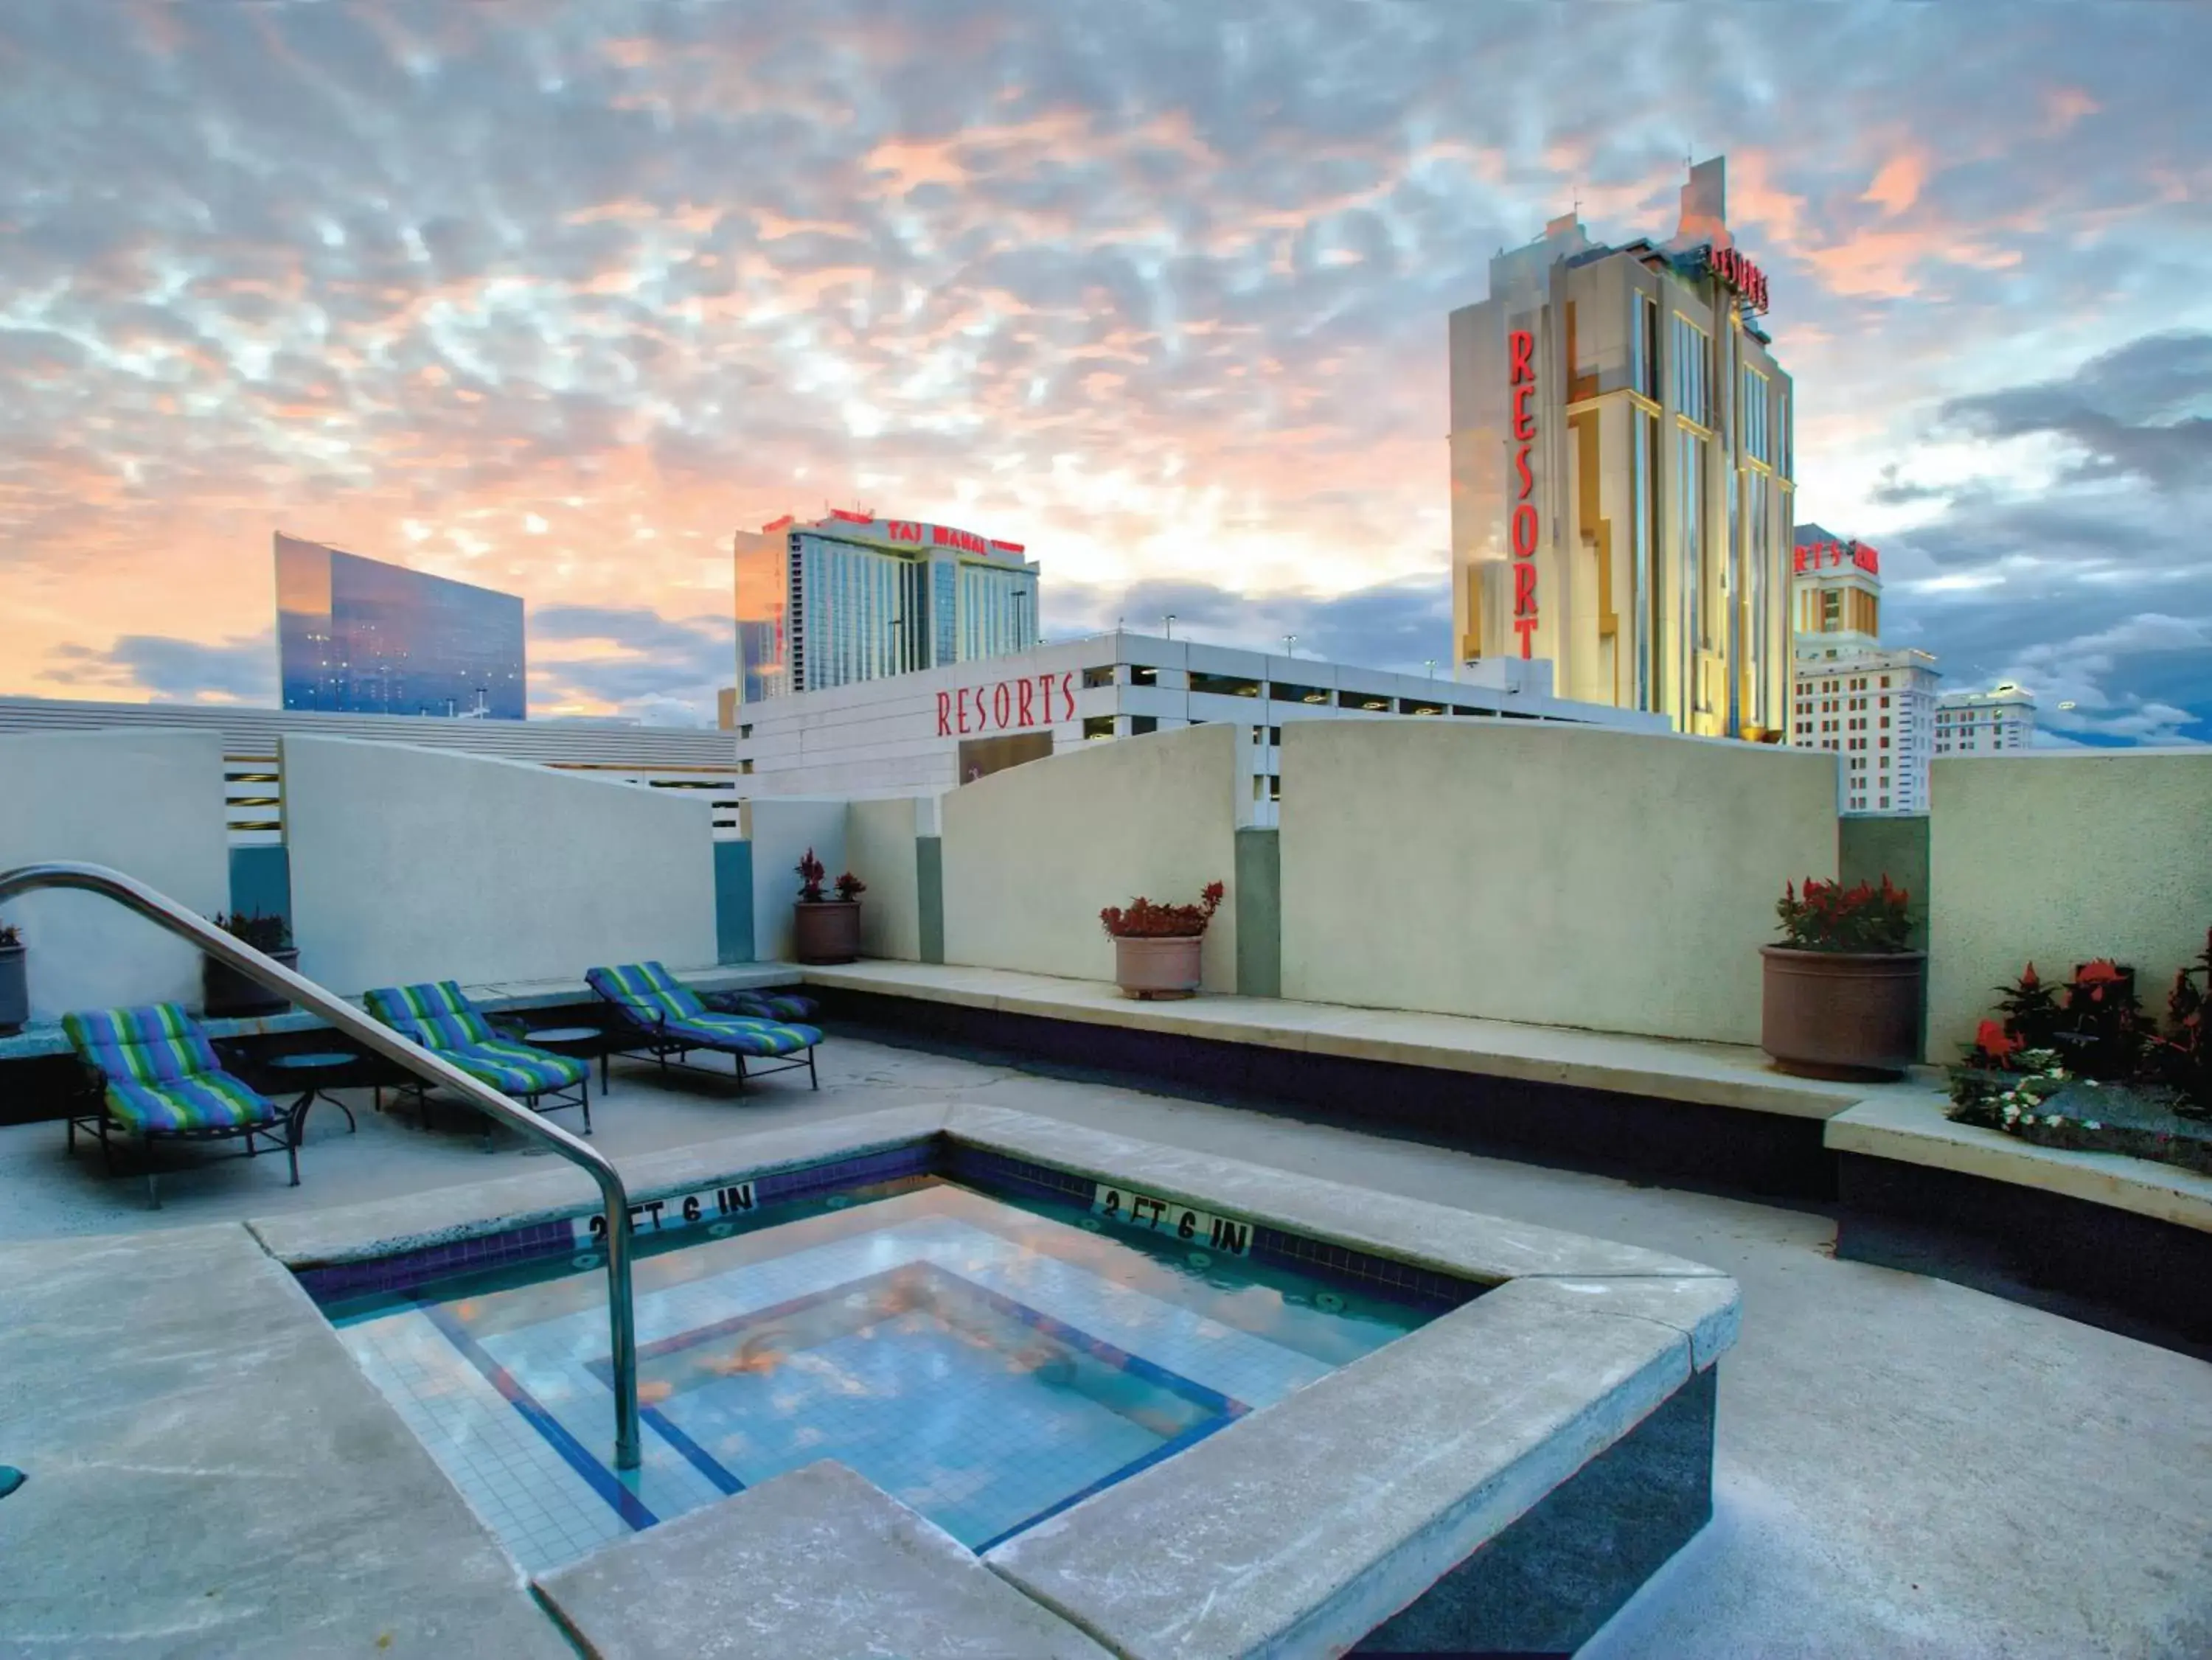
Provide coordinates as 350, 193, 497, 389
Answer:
2, 1, 2207, 742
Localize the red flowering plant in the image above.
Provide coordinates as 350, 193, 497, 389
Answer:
1100, 882, 1226, 940
2053, 958, 2146, 1081
1773, 876, 1913, 955
834, 871, 867, 902
2150, 928, 2212, 1118
794, 848, 827, 904
1950, 935, 2212, 1169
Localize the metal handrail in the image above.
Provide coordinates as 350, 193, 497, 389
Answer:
0, 861, 641, 1470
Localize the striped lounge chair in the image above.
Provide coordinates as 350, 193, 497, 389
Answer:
62, 1003, 297, 1207
702, 988, 821, 1023
586, 961, 821, 1092
364, 981, 591, 1145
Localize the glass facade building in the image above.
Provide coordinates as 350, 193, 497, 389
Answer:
1447, 156, 1796, 739
733, 514, 1040, 703
276, 534, 526, 719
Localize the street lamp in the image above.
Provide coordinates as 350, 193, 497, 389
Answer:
1162, 613, 1176, 640
1424, 659, 1436, 679
1282, 634, 1297, 659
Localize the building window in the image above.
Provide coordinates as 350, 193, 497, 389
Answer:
1082, 716, 1114, 740
1127, 715, 1158, 736
1632, 291, 1661, 400
1632, 408, 1656, 708
1672, 313, 1709, 425
1742, 366, 1770, 463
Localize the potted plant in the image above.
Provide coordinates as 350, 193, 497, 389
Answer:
0, 919, 24, 1036
1760, 875, 1924, 1079
792, 850, 865, 965
1100, 882, 1225, 1000
202, 911, 299, 1018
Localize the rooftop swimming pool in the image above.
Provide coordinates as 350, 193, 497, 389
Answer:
315, 1164, 1462, 1573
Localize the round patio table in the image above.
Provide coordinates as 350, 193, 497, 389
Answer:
265, 1050, 362, 1141
522, 1025, 628, 1092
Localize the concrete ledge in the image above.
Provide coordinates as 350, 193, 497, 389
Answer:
248, 1103, 951, 1266
1825, 1089, 2212, 1233
945, 1102, 1728, 1286
987, 1277, 1711, 1660
804, 961, 1902, 1121
535, 1461, 1111, 1660
0, 1224, 568, 1657
0, 962, 804, 1063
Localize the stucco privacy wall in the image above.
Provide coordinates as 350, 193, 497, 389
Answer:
1927, 750, 2212, 1063
0, 728, 229, 1020
941, 722, 1240, 991
282, 736, 715, 994
742, 797, 849, 963
1279, 721, 1837, 1045
845, 798, 925, 962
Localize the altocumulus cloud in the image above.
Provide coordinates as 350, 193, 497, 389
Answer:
0, 1, 2208, 736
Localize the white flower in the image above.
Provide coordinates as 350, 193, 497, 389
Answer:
2045, 1113, 2063, 1127
2086, 1120, 2102, 1131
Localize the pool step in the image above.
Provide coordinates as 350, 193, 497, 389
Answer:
532, 1460, 1110, 1659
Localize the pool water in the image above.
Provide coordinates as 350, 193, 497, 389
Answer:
322, 1176, 1437, 1572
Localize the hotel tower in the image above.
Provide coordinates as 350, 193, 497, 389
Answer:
1449, 157, 1797, 739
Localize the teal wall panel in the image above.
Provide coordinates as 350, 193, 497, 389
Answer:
714, 840, 755, 964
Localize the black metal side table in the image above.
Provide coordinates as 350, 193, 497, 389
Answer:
262, 1050, 363, 1143
518, 1025, 631, 1092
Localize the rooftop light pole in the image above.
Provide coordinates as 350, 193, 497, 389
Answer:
1162, 613, 1176, 640
1425, 659, 1437, 679
887, 615, 902, 675
1283, 633, 1298, 659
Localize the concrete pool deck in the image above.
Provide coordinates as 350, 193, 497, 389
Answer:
2, 1036, 2209, 1656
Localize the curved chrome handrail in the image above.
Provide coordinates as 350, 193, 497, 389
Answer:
0, 861, 641, 1471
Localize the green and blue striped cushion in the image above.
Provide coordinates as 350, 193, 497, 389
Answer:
363, 982, 497, 1051
710, 989, 821, 1023
364, 982, 584, 1097
62, 1004, 278, 1133
588, 963, 821, 1056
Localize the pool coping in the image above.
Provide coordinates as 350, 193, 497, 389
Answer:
248, 1101, 1740, 1656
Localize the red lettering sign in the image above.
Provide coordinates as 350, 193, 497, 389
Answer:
1511, 503, 1539, 559
1708, 245, 1770, 315
1507, 327, 1539, 660
941, 671, 1081, 740
1514, 561, 1538, 612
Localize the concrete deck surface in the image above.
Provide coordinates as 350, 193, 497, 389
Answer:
2, 1036, 2208, 1657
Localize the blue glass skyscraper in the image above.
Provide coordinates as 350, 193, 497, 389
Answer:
276, 533, 526, 719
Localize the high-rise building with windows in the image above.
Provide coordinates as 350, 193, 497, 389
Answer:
1935, 683, 2037, 754
274, 533, 526, 720
1448, 156, 1796, 739
731, 512, 1040, 705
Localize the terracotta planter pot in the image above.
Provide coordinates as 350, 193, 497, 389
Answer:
1113, 934, 1203, 1000
202, 946, 298, 1019
0, 944, 26, 1035
793, 901, 861, 965
1760, 946, 1926, 1080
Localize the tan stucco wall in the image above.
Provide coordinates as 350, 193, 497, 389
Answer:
1279, 720, 1837, 1044
1927, 751, 2212, 1062
941, 724, 1239, 990
846, 797, 925, 961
